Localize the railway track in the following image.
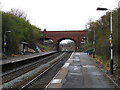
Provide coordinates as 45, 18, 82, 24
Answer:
2, 52, 61, 83
20, 52, 72, 89
2, 52, 71, 89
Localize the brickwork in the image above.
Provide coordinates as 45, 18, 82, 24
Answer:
42, 30, 88, 51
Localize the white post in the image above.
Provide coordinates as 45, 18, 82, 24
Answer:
4, 32, 6, 53
110, 11, 113, 74
4, 31, 11, 53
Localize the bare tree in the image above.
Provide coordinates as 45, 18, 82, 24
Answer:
9, 8, 27, 20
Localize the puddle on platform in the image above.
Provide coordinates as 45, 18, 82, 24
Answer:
69, 66, 81, 73
71, 62, 81, 66
69, 72, 82, 76
91, 72, 102, 75
83, 65, 95, 68
75, 57, 80, 59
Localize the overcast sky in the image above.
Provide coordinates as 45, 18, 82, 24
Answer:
1, 0, 119, 31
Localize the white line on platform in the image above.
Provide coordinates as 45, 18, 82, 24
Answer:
51, 79, 62, 83
63, 63, 70, 67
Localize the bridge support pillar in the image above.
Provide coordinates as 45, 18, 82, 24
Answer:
53, 41, 59, 51
76, 40, 80, 51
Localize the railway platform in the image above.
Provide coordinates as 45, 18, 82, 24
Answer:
1, 51, 57, 65
46, 52, 119, 88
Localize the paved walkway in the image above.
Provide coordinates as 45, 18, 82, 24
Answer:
1, 51, 56, 65
46, 52, 118, 88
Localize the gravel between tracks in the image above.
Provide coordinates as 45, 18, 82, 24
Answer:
25, 53, 71, 89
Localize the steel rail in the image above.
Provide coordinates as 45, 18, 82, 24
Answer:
19, 52, 66, 90
2, 52, 60, 77
2, 53, 66, 89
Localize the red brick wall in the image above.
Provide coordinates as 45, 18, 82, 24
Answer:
42, 30, 88, 50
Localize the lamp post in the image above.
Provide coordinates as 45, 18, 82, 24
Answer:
4, 31, 11, 53
43, 29, 47, 45
97, 7, 113, 74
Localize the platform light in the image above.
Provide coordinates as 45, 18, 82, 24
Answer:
97, 7, 113, 74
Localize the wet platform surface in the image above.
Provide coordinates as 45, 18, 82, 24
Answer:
46, 52, 118, 88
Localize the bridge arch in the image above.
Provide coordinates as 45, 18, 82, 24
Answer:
42, 30, 88, 51
57, 38, 76, 51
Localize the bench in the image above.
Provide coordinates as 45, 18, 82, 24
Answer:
85, 48, 95, 55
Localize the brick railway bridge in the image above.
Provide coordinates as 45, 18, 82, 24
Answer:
42, 30, 88, 51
